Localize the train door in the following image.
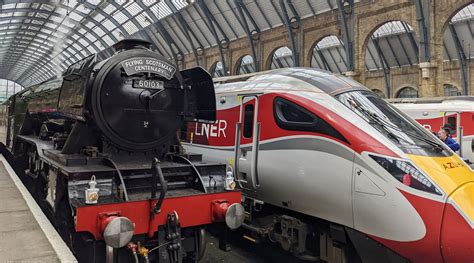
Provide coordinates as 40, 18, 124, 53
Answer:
443, 111, 463, 156
234, 94, 261, 191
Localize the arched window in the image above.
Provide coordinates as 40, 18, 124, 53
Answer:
396, 87, 418, 98
311, 36, 347, 73
0, 79, 24, 103
365, 21, 418, 71
371, 89, 386, 98
269, 47, 293, 69
236, 55, 255, 75
443, 4, 473, 62
444, 84, 460, 96
210, 61, 225, 78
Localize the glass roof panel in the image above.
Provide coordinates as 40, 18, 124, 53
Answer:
123, 20, 139, 34
16, 3, 30, 8
112, 10, 128, 24
317, 35, 342, 49
136, 13, 152, 27
102, 3, 116, 15
112, 28, 124, 40
103, 35, 114, 46
68, 12, 83, 21
50, 15, 63, 23
87, 45, 96, 54
171, 0, 189, 10
124, 2, 143, 16
373, 21, 412, 37
452, 4, 474, 22
85, 33, 96, 42
78, 38, 88, 47
92, 12, 105, 22
102, 19, 115, 29
84, 21, 95, 29
150, 2, 173, 19
2, 4, 15, 9
94, 26, 106, 37
143, 0, 156, 7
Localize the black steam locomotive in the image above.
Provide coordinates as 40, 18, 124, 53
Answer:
0, 39, 243, 262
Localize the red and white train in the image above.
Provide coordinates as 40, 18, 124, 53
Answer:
390, 97, 474, 163
183, 68, 474, 262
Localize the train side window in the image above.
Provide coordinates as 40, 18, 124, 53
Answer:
274, 97, 348, 143
447, 116, 457, 135
243, 104, 254, 138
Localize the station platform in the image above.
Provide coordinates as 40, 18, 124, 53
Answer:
0, 155, 77, 262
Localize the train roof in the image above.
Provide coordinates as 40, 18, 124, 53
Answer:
389, 96, 474, 112
387, 96, 474, 104
213, 68, 369, 96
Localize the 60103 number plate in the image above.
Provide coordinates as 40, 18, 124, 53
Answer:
133, 80, 164, 90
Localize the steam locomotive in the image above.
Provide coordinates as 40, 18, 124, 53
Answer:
184, 69, 474, 263
0, 39, 244, 262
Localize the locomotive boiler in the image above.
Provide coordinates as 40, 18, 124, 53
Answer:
0, 39, 244, 262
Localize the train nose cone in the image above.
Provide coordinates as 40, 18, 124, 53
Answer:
441, 182, 474, 262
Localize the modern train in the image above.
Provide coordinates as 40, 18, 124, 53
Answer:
0, 39, 244, 263
390, 97, 474, 163
183, 68, 474, 263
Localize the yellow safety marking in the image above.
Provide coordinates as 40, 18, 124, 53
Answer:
449, 182, 474, 225
243, 235, 257, 243
408, 154, 474, 223
408, 154, 474, 194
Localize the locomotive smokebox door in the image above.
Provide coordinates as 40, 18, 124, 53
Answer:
90, 52, 183, 152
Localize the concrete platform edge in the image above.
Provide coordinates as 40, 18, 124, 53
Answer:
0, 155, 77, 263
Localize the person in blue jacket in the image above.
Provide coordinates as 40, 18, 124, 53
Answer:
438, 129, 460, 152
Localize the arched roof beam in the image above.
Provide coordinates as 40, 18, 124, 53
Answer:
165, 0, 204, 66
279, 0, 301, 67
401, 21, 419, 62
235, 0, 260, 71
372, 37, 391, 97
384, 37, 401, 67
0, 6, 114, 46
0, 14, 101, 52
254, 1, 273, 30
0, 27, 78, 57
449, 23, 468, 95
336, 0, 354, 71
414, 0, 430, 62
326, 49, 342, 73
153, 20, 185, 66
197, 0, 229, 76
395, 34, 413, 66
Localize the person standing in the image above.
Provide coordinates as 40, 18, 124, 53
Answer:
438, 129, 460, 152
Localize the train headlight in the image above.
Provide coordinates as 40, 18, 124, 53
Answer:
370, 155, 442, 196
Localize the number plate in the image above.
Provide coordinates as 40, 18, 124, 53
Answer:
133, 80, 164, 90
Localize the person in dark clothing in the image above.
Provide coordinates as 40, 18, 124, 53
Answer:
438, 129, 460, 152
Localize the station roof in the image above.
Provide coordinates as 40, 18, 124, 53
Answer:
0, 1, 472, 88
312, 4, 473, 73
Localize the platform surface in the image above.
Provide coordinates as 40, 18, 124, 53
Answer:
0, 155, 76, 262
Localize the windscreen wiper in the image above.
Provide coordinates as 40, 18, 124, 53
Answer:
364, 110, 444, 152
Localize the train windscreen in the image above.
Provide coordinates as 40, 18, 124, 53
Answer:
336, 90, 452, 157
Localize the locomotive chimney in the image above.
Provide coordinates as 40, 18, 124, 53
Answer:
112, 39, 152, 53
